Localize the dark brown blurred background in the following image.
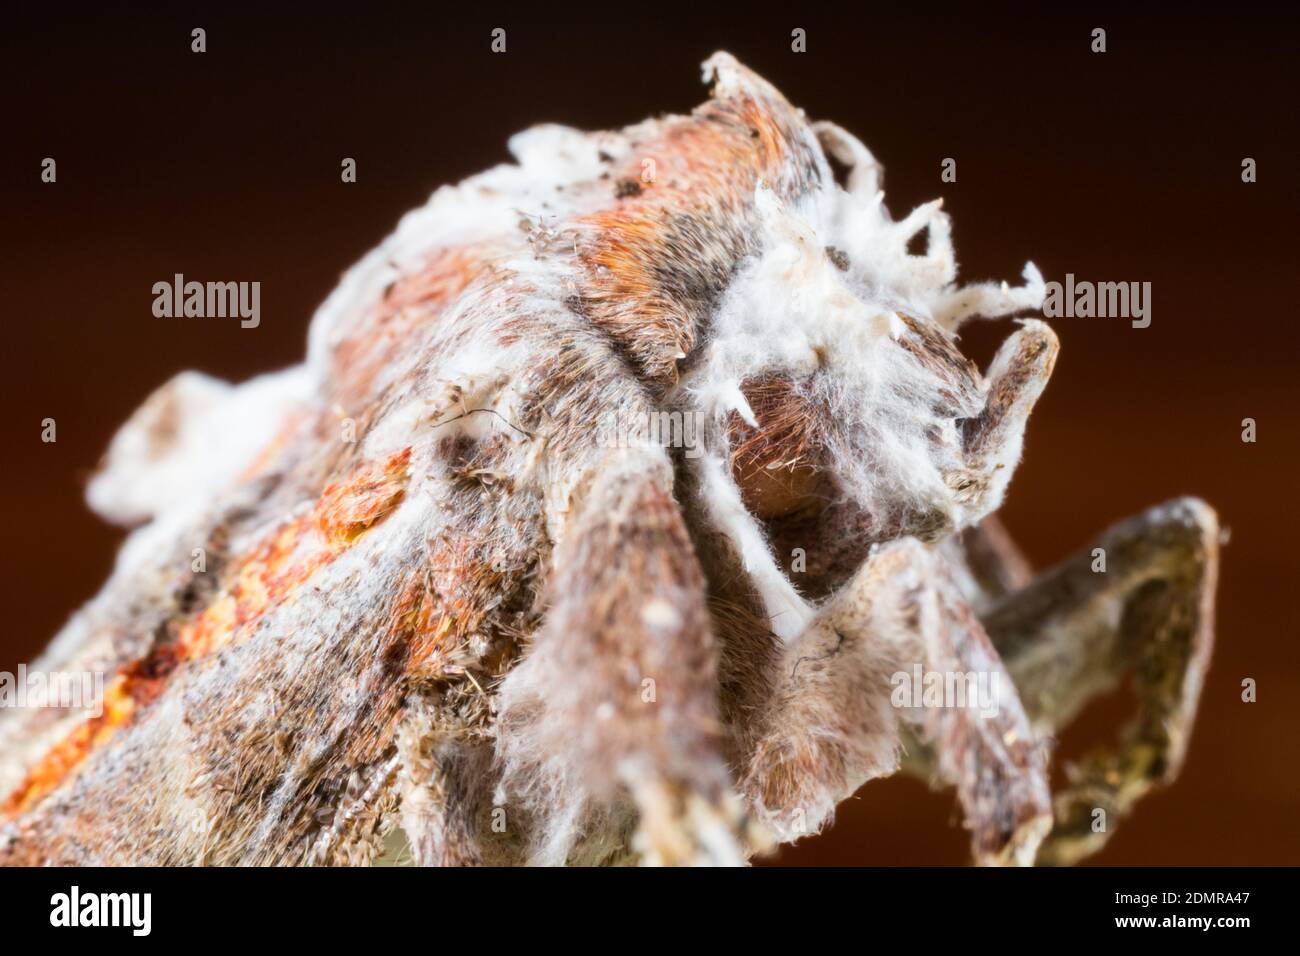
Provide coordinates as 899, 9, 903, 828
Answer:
2, 5, 1296, 864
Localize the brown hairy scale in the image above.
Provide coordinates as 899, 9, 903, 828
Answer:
729, 375, 826, 519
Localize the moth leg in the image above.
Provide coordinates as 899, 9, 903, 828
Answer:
979, 497, 1219, 865
398, 742, 493, 867
498, 451, 747, 866
950, 515, 1034, 606
742, 538, 1052, 865
395, 697, 495, 867
305, 754, 402, 866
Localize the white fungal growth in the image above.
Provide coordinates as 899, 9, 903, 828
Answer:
680, 133, 1045, 634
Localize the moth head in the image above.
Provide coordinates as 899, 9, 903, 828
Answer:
690, 181, 1056, 546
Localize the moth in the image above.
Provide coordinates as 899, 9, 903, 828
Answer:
0, 53, 1218, 866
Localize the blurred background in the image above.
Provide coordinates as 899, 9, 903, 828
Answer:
1, 4, 1296, 864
